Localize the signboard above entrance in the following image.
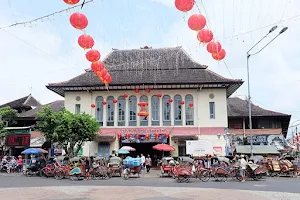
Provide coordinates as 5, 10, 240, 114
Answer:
186, 140, 213, 156
6, 134, 30, 147
120, 128, 168, 135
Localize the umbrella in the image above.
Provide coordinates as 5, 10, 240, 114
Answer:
153, 144, 175, 152
117, 149, 130, 154
120, 146, 136, 151
39, 148, 48, 153
22, 148, 43, 154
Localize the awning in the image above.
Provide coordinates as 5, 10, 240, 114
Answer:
235, 145, 280, 155
171, 135, 197, 141
30, 137, 46, 147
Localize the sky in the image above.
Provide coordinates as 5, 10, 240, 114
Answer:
0, 0, 300, 137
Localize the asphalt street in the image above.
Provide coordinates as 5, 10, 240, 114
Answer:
0, 174, 299, 193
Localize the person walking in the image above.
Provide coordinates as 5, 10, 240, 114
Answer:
239, 155, 247, 182
145, 155, 152, 173
85, 157, 90, 180
17, 155, 23, 173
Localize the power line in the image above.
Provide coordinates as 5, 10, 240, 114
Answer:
0, 0, 94, 30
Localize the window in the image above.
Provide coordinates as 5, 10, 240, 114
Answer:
128, 96, 137, 126
174, 95, 182, 126
107, 96, 114, 126
209, 102, 215, 119
162, 95, 171, 126
185, 95, 194, 125
75, 104, 81, 114
95, 96, 104, 126
151, 95, 160, 126
118, 96, 125, 126
140, 95, 148, 126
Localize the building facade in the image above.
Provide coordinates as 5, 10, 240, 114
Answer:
47, 46, 243, 158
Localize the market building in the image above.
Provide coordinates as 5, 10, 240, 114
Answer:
46, 46, 243, 158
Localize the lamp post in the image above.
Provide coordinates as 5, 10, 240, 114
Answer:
247, 26, 288, 156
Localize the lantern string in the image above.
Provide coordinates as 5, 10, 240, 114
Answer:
0, 0, 94, 30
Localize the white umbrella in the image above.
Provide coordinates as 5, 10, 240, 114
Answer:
120, 146, 136, 151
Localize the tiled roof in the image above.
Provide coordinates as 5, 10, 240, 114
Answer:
17, 100, 64, 118
227, 97, 290, 117
47, 47, 243, 97
0, 94, 41, 109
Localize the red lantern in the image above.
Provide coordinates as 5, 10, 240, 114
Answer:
105, 75, 112, 84
145, 89, 151, 93
175, 0, 195, 12
102, 101, 107, 105
168, 99, 173, 103
165, 133, 170, 138
197, 29, 213, 44
135, 135, 140, 139
91, 61, 104, 72
155, 133, 160, 138
91, 103, 95, 108
69, 12, 88, 30
145, 134, 150, 140
180, 101, 185, 105
157, 94, 162, 98
98, 68, 108, 78
78, 34, 94, 49
124, 94, 128, 98
64, 0, 80, 5
189, 103, 194, 108
188, 14, 206, 31
212, 49, 226, 61
135, 89, 139, 93
126, 133, 130, 139
103, 73, 112, 84
207, 41, 222, 54
113, 99, 118, 104
86, 49, 101, 62
117, 133, 122, 138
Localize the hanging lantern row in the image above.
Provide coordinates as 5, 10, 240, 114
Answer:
91, 100, 194, 108
174, 0, 226, 61
64, 0, 113, 87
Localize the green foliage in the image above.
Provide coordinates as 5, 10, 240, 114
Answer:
0, 106, 17, 148
37, 106, 99, 157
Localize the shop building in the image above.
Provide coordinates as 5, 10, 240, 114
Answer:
47, 46, 243, 158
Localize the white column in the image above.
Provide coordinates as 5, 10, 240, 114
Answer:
159, 96, 163, 126
125, 97, 129, 126
170, 95, 174, 126
148, 94, 151, 126
197, 90, 201, 137
137, 94, 140, 127
182, 100, 186, 126
103, 96, 107, 127
114, 97, 118, 127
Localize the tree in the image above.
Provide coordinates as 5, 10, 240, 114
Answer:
0, 106, 17, 153
37, 106, 99, 157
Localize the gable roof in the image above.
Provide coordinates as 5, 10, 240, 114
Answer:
0, 94, 42, 110
17, 100, 64, 119
47, 47, 243, 97
227, 97, 290, 117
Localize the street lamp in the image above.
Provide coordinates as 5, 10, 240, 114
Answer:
247, 26, 288, 156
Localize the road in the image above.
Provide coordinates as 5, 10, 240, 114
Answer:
0, 173, 299, 200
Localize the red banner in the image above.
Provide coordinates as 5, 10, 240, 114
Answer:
6, 134, 30, 146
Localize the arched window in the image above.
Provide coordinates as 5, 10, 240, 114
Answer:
140, 95, 148, 126
95, 96, 104, 126
151, 95, 160, 126
118, 96, 125, 126
174, 95, 182, 126
128, 95, 137, 126
107, 96, 114, 126
162, 95, 171, 126
185, 95, 194, 125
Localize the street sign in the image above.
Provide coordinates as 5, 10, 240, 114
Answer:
186, 140, 213, 156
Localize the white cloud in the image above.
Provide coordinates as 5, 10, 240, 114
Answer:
160, 0, 300, 137
150, 0, 174, 7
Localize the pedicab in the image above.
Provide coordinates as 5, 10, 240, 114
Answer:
108, 156, 122, 177
209, 156, 231, 182
68, 157, 85, 180
173, 156, 194, 183
122, 156, 142, 180
91, 156, 110, 179
193, 157, 211, 182
53, 156, 70, 180
159, 157, 176, 177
